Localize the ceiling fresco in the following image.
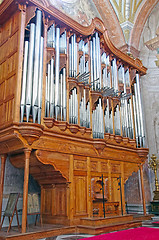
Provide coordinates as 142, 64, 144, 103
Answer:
49, 0, 101, 26
109, 0, 144, 42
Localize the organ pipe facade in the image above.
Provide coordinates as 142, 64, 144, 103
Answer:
20, 9, 146, 148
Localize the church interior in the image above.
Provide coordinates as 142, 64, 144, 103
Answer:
0, 0, 159, 239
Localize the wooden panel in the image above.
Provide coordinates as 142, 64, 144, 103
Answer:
112, 178, 120, 203
74, 176, 87, 215
74, 159, 87, 171
0, 11, 19, 126
55, 185, 67, 216
5, 98, 14, 122
44, 189, 52, 214
42, 184, 67, 217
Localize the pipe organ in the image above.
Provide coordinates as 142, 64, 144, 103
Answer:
0, 0, 149, 231
19, 9, 146, 148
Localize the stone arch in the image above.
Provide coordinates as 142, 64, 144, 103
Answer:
129, 0, 159, 53
92, 0, 126, 49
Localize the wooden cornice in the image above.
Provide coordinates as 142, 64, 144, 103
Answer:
0, 0, 147, 75
0, 123, 147, 164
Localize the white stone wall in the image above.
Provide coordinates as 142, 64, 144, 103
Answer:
139, 2, 159, 199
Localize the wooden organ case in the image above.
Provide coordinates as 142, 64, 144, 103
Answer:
0, 0, 148, 233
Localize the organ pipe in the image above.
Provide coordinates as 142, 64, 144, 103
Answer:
25, 23, 35, 122
21, 41, 29, 122
50, 58, 55, 118
55, 27, 60, 120
32, 10, 42, 123
37, 37, 44, 124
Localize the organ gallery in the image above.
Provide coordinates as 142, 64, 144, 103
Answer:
0, 0, 149, 236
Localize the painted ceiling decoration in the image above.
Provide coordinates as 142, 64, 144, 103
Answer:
109, 0, 144, 43
48, 0, 101, 26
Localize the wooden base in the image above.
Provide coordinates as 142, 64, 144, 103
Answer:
0, 224, 75, 240
0, 214, 147, 240
80, 214, 134, 226
133, 214, 154, 221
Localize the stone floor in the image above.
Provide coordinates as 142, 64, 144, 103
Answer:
39, 219, 159, 240
40, 234, 94, 240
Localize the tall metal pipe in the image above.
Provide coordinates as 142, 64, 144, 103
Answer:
129, 98, 134, 139
133, 94, 139, 147
47, 63, 51, 117
45, 75, 48, 117
50, 57, 54, 118
37, 36, 44, 124
73, 34, 76, 77
60, 73, 63, 120
136, 73, 145, 147
32, 10, 42, 123
90, 41, 93, 89
63, 68, 66, 121
26, 23, 35, 122
71, 35, 74, 77
93, 37, 96, 90
69, 43, 72, 77
55, 27, 60, 120
21, 41, 29, 122
134, 83, 141, 146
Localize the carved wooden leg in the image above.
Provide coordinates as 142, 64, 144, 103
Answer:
0, 215, 5, 230
15, 206, 20, 232
22, 149, 31, 233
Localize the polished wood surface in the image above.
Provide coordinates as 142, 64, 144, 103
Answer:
22, 149, 31, 233
93, 201, 119, 217
140, 164, 147, 216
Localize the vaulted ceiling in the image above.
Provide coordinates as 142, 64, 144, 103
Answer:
93, 0, 159, 56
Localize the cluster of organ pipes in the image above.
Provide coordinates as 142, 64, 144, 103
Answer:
92, 98, 104, 139
69, 88, 78, 124
21, 10, 44, 124
80, 89, 90, 128
20, 11, 145, 147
